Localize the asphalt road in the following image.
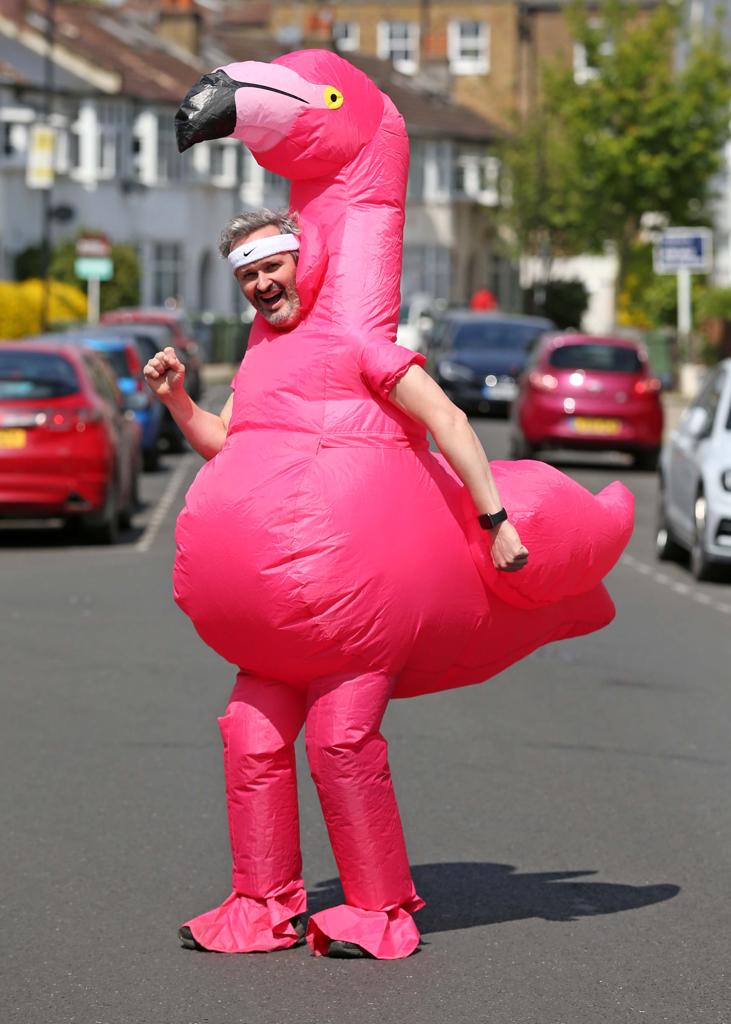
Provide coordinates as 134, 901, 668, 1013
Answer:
2, 386, 730, 1024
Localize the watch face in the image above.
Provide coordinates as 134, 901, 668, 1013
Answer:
478, 508, 507, 530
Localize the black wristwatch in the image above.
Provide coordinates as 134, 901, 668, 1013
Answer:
478, 507, 508, 530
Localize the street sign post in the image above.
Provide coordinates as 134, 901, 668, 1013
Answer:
653, 228, 713, 346
74, 235, 114, 324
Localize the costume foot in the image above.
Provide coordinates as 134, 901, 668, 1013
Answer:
179, 915, 306, 952
290, 914, 307, 947
326, 939, 373, 959
178, 925, 206, 951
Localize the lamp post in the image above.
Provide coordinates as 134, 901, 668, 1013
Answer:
39, 0, 56, 333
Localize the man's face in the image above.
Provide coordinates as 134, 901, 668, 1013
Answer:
233, 225, 301, 329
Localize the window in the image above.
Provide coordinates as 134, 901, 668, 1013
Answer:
262, 167, 289, 207
424, 141, 452, 201
333, 20, 359, 52
95, 103, 127, 180
453, 321, 546, 352
209, 139, 238, 187
408, 140, 426, 201
377, 21, 419, 75
693, 368, 726, 430
548, 344, 643, 372
0, 106, 33, 167
0, 351, 79, 399
453, 147, 501, 205
151, 242, 183, 306
156, 114, 183, 184
402, 245, 451, 302
448, 20, 489, 75
573, 21, 614, 84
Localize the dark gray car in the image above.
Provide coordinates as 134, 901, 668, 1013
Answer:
427, 311, 555, 415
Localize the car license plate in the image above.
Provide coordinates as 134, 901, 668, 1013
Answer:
572, 417, 621, 435
0, 428, 27, 448
481, 382, 517, 402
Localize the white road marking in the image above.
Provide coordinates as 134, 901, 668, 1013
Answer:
620, 554, 731, 617
135, 453, 196, 553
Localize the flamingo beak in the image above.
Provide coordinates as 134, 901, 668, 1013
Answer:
175, 70, 239, 153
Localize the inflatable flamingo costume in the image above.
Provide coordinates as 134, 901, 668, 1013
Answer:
173, 51, 634, 959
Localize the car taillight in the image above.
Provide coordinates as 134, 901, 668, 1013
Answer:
36, 407, 102, 431
528, 371, 559, 392
633, 378, 662, 396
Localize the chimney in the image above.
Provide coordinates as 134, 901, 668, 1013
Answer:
158, 0, 203, 57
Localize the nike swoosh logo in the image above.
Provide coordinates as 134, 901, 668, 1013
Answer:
242, 248, 254, 257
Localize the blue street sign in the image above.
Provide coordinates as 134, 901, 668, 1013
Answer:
653, 228, 712, 274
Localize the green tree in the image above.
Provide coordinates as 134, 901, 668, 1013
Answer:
502, 0, 731, 311
50, 233, 140, 313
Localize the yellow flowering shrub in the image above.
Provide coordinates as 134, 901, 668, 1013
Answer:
0, 279, 87, 339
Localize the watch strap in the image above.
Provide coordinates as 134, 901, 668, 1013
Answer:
478, 507, 508, 530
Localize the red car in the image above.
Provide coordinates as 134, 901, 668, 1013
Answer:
101, 307, 203, 401
0, 342, 141, 542
510, 333, 664, 469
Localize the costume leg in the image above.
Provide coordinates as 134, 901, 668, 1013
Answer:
183, 672, 307, 952
304, 671, 424, 959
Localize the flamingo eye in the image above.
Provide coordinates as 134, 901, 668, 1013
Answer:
323, 87, 344, 110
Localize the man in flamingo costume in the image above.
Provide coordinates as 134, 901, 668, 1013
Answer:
144, 50, 633, 960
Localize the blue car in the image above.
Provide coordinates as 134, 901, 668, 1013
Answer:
60, 328, 165, 470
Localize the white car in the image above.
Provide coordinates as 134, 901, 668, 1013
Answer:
396, 294, 434, 354
656, 358, 731, 579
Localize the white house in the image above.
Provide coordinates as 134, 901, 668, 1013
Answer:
0, 0, 509, 318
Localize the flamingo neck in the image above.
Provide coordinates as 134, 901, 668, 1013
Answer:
291, 109, 409, 343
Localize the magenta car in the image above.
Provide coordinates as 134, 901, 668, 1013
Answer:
510, 333, 664, 469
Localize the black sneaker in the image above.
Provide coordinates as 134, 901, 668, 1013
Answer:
326, 939, 372, 959
178, 916, 307, 952
178, 925, 206, 951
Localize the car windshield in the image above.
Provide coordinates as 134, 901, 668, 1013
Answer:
94, 349, 132, 379
133, 336, 159, 363
452, 321, 546, 351
549, 344, 643, 373
0, 351, 79, 398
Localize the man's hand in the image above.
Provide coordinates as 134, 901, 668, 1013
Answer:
490, 521, 529, 572
143, 347, 186, 402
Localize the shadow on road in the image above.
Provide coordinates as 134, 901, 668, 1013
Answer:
309, 862, 679, 933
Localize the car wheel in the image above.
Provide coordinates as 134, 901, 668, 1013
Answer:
118, 472, 137, 530
634, 448, 660, 471
690, 493, 715, 581
84, 481, 120, 545
655, 488, 683, 562
142, 445, 160, 472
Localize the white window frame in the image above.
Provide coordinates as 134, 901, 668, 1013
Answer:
448, 20, 490, 76
0, 105, 33, 168
573, 20, 614, 84
69, 101, 98, 189
133, 110, 158, 187
151, 241, 183, 306
208, 138, 239, 189
377, 21, 419, 76
333, 20, 360, 53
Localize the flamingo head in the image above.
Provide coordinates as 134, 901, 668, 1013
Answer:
175, 50, 385, 181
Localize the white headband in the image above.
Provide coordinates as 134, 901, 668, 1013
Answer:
228, 233, 300, 272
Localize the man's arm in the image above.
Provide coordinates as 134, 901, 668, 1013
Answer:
143, 347, 232, 461
389, 365, 528, 571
